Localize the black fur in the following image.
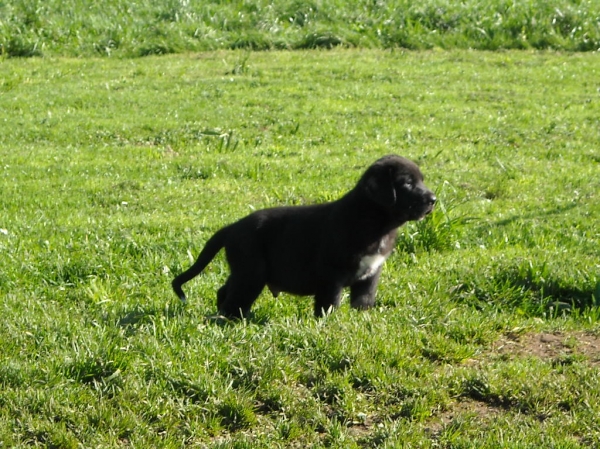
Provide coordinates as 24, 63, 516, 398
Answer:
172, 155, 436, 318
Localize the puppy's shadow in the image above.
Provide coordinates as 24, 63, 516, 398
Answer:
116, 300, 188, 332
116, 301, 270, 333
203, 310, 271, 327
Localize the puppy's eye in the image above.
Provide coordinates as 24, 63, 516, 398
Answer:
403, 181, 413, 189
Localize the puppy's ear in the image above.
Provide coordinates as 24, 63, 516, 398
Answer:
364, 167, 396, 208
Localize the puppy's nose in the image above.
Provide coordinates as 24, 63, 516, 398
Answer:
428, 194, 437, 205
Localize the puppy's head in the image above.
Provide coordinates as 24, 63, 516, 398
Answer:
359, 155, 436, 222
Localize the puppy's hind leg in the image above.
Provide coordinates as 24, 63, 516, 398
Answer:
218, 274, 265, 319
314, 286, 343, 317
217, 237, 268, 319
216, 280, 230, 311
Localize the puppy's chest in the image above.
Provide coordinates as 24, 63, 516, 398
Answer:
354, 235, 393, 281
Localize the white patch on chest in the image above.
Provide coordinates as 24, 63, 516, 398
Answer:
355, 253, 387, 281
354, 236, 392, 281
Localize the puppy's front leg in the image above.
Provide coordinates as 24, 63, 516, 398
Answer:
350, 268, 382, 310
314, 286, 343, 317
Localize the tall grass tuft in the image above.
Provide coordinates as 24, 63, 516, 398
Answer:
396, 187, 467, 254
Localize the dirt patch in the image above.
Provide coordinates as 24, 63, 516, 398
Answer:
424, 399, 499, 439
424, 330, 600, 439
491, 331, 600, 366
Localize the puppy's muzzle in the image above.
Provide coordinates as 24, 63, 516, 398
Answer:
425, 193, 436, 212
415, 192, 436, 220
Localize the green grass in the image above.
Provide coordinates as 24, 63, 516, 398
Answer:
1, 0, 599, 57
1, 49, 599, 447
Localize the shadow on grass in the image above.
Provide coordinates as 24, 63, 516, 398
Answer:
453, 261, 599, 317
203, 310, 271, 327
492, 266, 599, 313
485, 202, 580, 228
116, 301, 270, 332
116, 301, 187, 332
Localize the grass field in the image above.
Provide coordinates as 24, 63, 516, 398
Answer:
1, 0, 600, 57
1, 49, 599, 447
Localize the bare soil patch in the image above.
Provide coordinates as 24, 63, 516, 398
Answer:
424, 399, 499, 439
492, 331, 600, 366
424, 330, 600, 439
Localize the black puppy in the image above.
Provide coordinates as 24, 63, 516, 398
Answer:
172, 155, 436, 318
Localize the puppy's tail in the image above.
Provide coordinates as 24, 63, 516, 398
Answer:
172, 227, 229, 302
